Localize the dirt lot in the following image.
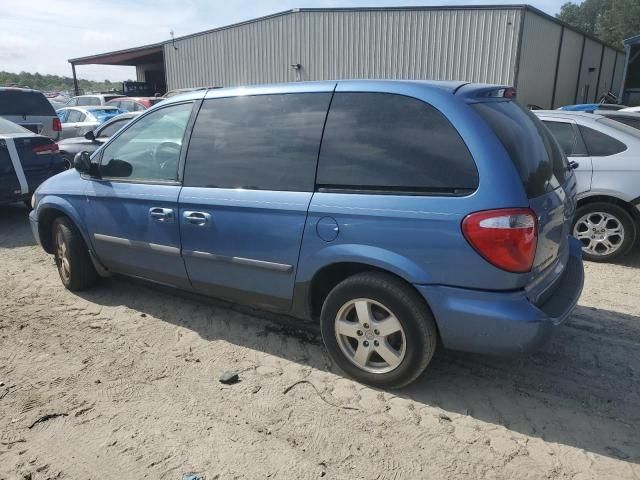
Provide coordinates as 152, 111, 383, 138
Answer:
0, 204, 639, 480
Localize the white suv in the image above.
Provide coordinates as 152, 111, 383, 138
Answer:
535, 110, 640, 261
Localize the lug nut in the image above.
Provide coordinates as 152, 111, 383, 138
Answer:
357, 330, 363, 336
374, 329, 380, 335
363, 340, 369, 347
363, 323, 370, 329
374, 340, 379, 346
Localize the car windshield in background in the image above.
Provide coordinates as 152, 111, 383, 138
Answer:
149, 98, 164, 106
0, 117, 31, 134
472, 100, 568, 198
0, 90, 56, 116
603, 115, 640, 131
89, 108, 125, 122
598, 117, 640, 137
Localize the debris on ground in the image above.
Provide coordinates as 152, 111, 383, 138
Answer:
182, 473, 204, 480
28, 413, 68, 429
219, 371, 240, 385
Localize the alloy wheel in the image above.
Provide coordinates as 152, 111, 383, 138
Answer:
573, 212, 625, 257
334, 298, 406, 374
55, 229, 71, 282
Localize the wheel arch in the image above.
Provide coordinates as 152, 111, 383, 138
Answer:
36, 198, 91, 254
576, 194, 640, 223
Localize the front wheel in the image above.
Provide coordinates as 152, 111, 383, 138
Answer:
572, 202, 637, 262
320, 272, 438, 389
52, 217, 99, 291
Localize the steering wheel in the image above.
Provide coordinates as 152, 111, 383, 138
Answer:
152, 141, 181, 170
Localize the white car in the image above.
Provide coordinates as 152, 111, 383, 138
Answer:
55, 106, 124, 139
620, 106, 640, 113
63, 94, 124, 107
535, 110, 640, 261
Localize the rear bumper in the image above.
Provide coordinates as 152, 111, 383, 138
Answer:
416, 237, 584, 355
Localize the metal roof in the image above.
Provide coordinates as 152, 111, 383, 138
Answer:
68, 4, 623, 66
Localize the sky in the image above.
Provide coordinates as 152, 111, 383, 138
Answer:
1, 0, 574, 82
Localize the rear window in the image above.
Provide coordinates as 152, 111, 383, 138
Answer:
0, 117, 31, 134
77, 97, 101, 106
149, 98, 163, 106
472, 100, 568, 198
103, 95, 124, 102
317, 92, 478, 194
0, 90, 56, 116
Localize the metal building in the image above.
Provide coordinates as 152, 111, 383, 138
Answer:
69, 4, 625, 109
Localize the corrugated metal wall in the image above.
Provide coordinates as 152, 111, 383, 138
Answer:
576, 38, 604, 103
516, 11, 563, 108
162, 7, 624, 108
164, 8, 522, 90
598, 47, 617, 95
612, 51, 626, 96
553, 28, 583, 108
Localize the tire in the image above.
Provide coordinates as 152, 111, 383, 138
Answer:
60, 153, 73, 170
320, 272, 438, 389
52, 216, 98, 291
572, 202, 637, 262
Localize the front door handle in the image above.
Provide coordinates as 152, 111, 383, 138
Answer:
183, 211, 211, 226
149, 207, 174, 222
569, 160, 579, 170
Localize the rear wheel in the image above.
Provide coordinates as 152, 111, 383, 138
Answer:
573, 202, 636, 262
52, 217, 98, 290
320, 272, 437, 389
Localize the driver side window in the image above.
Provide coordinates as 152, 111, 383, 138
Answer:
99, 102, 193, 181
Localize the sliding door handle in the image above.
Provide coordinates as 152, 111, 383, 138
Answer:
149, 207, 174, 222
183, 211, 211, 226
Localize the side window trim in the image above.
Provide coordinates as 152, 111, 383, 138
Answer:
95, 100, 196, 185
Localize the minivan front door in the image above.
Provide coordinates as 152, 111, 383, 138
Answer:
84, 101, 196, 289
178, 91, 333, 312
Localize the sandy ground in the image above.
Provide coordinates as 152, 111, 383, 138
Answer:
0, 203, 639, 480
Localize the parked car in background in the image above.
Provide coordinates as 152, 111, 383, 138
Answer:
56, 106, 125, 140
0, 87, 62, 141
620, 106, 640, 113
30, 81, 584, 388
535, 110, 640, 261
105, 97, 163, 112
593, 110, 640, 130
64, 94, 124, 107
57, 112, 141, 167
1, 117, 65, 206
558, 103, 628, 113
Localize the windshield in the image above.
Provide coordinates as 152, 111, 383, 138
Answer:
599, 117, 640, 136
0, 90, 56, 116
0, 117, 32, 134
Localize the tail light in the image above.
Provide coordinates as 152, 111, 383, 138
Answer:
462, 208, 537, 273
53, 118, 62, 131
33, 142, 59, 155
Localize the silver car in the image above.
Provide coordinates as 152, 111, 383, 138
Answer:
63, 94, 124, 107
55, 106, 124, 140
535, 110, 640, 261
0, 87, 61, 141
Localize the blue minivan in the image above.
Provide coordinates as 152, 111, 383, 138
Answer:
29, 81, 584, 388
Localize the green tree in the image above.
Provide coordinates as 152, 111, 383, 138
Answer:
0, 70, 131, 93
557, 0, 640, 47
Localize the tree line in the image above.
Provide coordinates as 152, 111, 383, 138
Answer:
557, 0, 640, 47
0, 71, 130, 93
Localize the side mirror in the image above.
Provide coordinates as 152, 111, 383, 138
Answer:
73, 151, 92, 174
84, 130, 96, 141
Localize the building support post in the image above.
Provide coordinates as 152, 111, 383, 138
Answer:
71, 63, 79, 96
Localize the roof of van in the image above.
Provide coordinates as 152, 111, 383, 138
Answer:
163, 79, 512, 103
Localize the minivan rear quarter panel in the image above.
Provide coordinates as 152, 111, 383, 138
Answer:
297, 81, 534, 292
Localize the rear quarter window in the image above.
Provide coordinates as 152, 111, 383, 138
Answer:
0, 90, 56, 116
317, 92, 478, 194
472, 101, 568, 198
578, 125, 626, 156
